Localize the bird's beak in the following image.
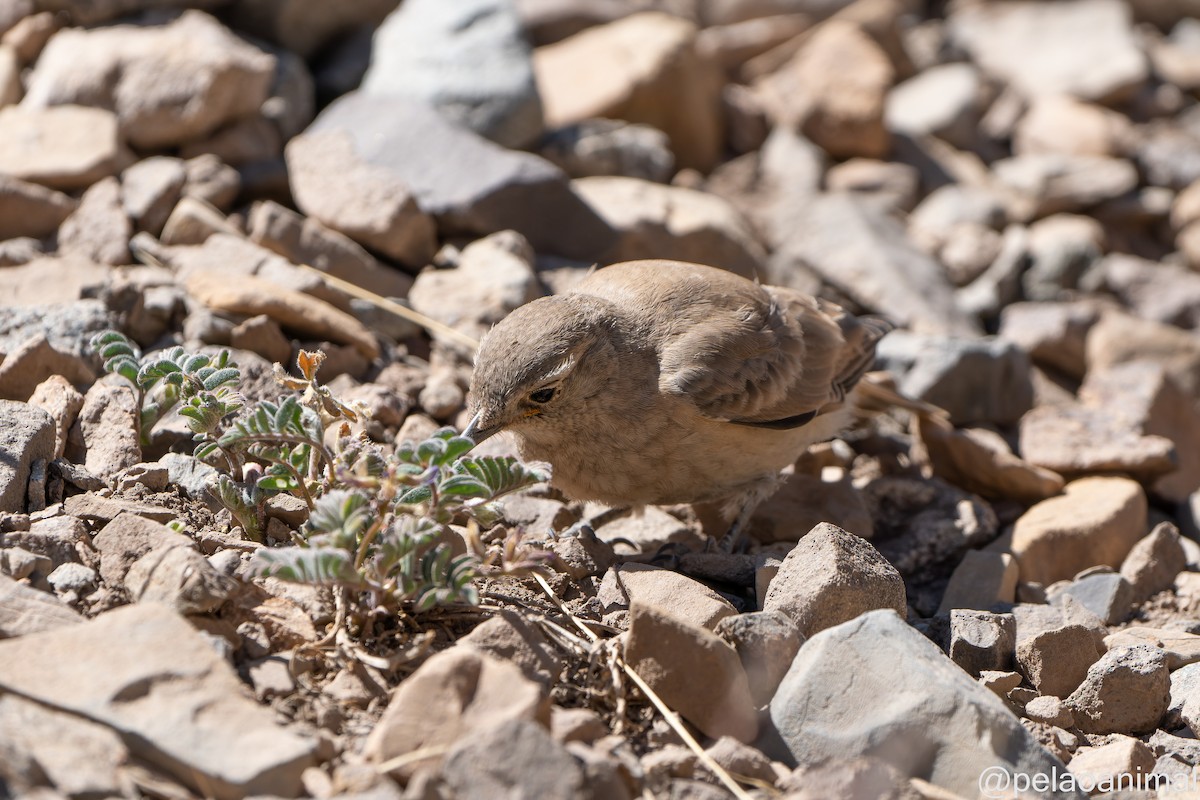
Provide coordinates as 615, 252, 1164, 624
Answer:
462, 410, 503, 445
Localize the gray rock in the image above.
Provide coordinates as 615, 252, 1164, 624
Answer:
949, 610, 1016, 677
1168, 661, 1200, 735
0, 300, 112, 361
443, 719, 585, 799
715, 610, 804, 707
540, 118, 674, 182
460, 608, 564, 686
46, 562, 97, 594
120, 156, 186, 237
362, 0, 543, 149
0, 602, 317, 797
992, 153, 1140, 220
1121, 521, 1189, 605
0, 401, 54, 513
3, 515, 88, 568
1015, 624, 1104, 700
885, 62, 987, 149
293, 92, 615, 261
0, 572, 83, 637
768, 610, 1079, 798
875, 331, 1033, 426
762, 523, 906, 639
1054, 572, 1133, 625
769, 192, 977, 336
91, 511, 194, 586
1066, 644, 1170, 734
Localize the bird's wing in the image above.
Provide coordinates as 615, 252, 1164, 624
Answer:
576, 260, 892, 427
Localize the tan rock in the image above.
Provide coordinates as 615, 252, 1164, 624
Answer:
27, 375, 85, 459
534, 12, 724, 171
625, 601, 758, 742
1086, 308, 1200, 396
77, 380, 141, 481
574, 176, 766, 279
997, 299, 1101, 379
1010, 477, 1147, 586
58, 177, 132, 266
751, 472, 874, 544
1015, 625, 1103, 699
753, 20, 892, 159
0, 572, 83, 637
365, 646, 549, 780
185, 270, 379, 360
120, 156, 186, 237
597, 563, 736, 631
160, 195, 237, 246
0, 43, 18, 106
938, 550, 1019, 614
0, 603, 318, 798
22, 11, 275, 150
230, 315, 292, 366
0, 105, 122, 191
0, 174, 77, 240
1121, 522, 1188, 605
715, 610, 803, 707
1, 11, 58, 65
1013, 95, 1131, 157
1066, 645, 1170, 735
916, 416, 1064, 503
1068, 736, 1155, 787
1105, 627, 1200, 671
182, 154, 240, 212
762, 523, 906, 638
0, 335, 96, 403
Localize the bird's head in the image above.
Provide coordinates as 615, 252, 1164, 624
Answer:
465, 294, 626, 447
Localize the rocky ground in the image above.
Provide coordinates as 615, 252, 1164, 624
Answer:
3, 0, 1200, 798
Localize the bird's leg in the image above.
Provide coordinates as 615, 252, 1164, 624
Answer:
714, 472, 787, 553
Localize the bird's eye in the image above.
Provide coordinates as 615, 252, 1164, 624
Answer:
529, 387, 556, 404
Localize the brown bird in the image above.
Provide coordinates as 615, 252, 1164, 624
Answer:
464, 259, 893, 547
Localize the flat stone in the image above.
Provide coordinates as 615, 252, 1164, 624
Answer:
365, 646, 549, 781
1023, 695, 1074, 729
185, 269, 379, 360
763, 523, 906, 639
768, 610, 1071, 798
1105, 627, 1200, 671
77, 380, 141, 481
1067, 736, 1156, 788
362, 0, 542, 149
91, 511, 194, 586
1010, 477, 1148, 587
534, 12, 723, 170
949, 609, 1016, 677
992, 153, 1140, 220
0, 401, 54, 513
948, 0, 1148, 102
443, 719, 585, 799
1066, 645, 1170, 735
597, 563, 736, 631
291, 92, 614, 262
1169, 661, 1200, 736
625, 601, 758, 742
23, 11, 275, 149
916, 416, 1064, 504
4, 514, 87, 568
0, 105, 122, 191
0, 174, 76, 239
46, 562, 97, 594
0, 334, 96, 403
885, 62, 986, 149
0, 572, 83, 637
247, 200, 413, 299
0, 603, 318, 798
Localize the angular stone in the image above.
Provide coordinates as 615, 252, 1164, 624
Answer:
998, 300, 1100, 379
1067, 736, 1155, 788
1023, 695, 1074, 729
294, 92, 616, 261
1015, 625, 1103, 699
949, 610, 1016, 677
58, 176, 132, 266
0, 174, 77, 240
120, 156, 186, 237
362, 0, 542, 149
443, 719, 585, 798
1054, 572, 1132, 626
876, 332, 1033, 426
23, 11, 275, 149
539, 117, 675, 182
125, 545, 236, 615
0, 603, 317, 798
534, 12, 723, 171
769, 610, 1069, 798
751, 472, 874, 544
762, 522, 906, 639
992, 153, 1139, 220
597, 563, 736, 631
1010, 477, 1148, 586
0, 572, 83, 637
715, 610, 804, 707
0, 401, 54, 513
948, 0, 1148, 102
365, 646, 549, 780
0, 105, 122, 191
460, 608, 563, 687
1066, 644, 1170, 735
769, 192, 977, 336
247, 200, 413, 299
27, 375, 85, 460
625, 601, 758, 742
77, 380, 141, 481
91, 511, 194, 586
4, 514, 88, 568
574, 176, 766, 280
1014, 95, 1130, 158
885, 62, 986, 149
755, 20, 892, 159
1122, 522, 1189, 605
0, 334, 96, 403
1169, 661, 1200, 736
938, 550, 1019, 614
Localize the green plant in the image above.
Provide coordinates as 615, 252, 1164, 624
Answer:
90, 330, 243, 450
92, 333, 551, 613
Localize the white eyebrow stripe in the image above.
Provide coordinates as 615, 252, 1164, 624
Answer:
538, 356, 575, 383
